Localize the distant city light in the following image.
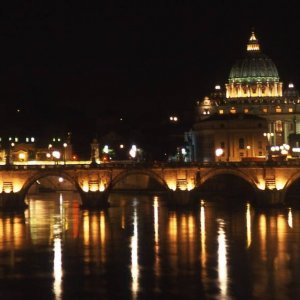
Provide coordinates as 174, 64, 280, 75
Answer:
215, 148, 224, 157
52, 151, 61, 159
18, 153, 25, 161
129, 145, 137, 158
215, 85, 221, 90
31, 137, 35, 142
120, 144, 124, 149
288, 83, 294, 88
103, 145, 109, 154
169, 116, 178, 122
58, 177, 64, 183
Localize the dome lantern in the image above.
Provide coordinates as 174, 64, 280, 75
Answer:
247, 31, 260, 52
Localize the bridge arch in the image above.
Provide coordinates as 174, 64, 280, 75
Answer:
109, 169, 169, 192
199, 168, 259, 190
197, 168, 259, 204
281, 172, 300, 205
21, 170, 81, 197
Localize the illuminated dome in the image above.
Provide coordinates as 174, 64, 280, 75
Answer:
229, 32, 279, 83
226, 31, 283, 98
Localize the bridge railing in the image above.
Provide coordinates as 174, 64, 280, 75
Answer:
1, 159, 300, 170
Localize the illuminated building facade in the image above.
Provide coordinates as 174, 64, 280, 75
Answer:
192, 31, 300, 162
0, 133, 74, 164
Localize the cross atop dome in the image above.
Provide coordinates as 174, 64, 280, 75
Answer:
247, 30, 260, 52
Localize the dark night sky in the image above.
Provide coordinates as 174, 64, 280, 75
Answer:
0, 1, 300, 157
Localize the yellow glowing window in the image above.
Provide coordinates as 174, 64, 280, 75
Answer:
230, 107, 236, 114
275, 106, 282, 113
244, 108, 249, 113
289, 108, 294, 113
262, 108, 268, 113
219, 109, 224, 114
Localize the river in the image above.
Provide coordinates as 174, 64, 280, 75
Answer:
0, 192, 299, 299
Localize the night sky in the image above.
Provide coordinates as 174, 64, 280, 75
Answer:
0, 2, 299, 158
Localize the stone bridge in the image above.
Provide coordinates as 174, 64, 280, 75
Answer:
1, 161, 300, 209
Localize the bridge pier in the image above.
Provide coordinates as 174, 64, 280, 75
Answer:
167, 189, 197, 208
0, 192, 27, 210
256, 188, 285, 208
79, 191, 110, 209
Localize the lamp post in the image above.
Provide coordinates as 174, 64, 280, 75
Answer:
63, 143, 67, 165
263, 132, 274, 161
5, 142, 15, 166
246, 145, 251, 157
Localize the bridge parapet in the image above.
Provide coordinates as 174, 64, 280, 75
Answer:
0, 161, 299, 209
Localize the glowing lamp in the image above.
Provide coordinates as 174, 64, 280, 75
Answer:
52, 151, 61, 159
215, 148, 224, 157
18, 153, 26, 161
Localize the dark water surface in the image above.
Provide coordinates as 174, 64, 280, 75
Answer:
0, 192, 300, 300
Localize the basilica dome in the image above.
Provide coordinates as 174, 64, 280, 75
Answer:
228, 32, 280, 84
225, 31, 282, 98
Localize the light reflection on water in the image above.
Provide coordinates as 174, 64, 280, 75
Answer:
0, 193, 300, 299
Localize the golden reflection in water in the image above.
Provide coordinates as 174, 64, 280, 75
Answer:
200, 201, 206, 265
121, 206, 126, 229
275, 214, 290, 294
168, 212, 177, 242
83, 211, 90, 248
168, 211, 178, 271
288, 207, 293, 228
217, 219, 229, 299
82, 210, 107, 265
0, 215, 24, 252
259, 214, 267, 261
153, 196, 160, 278
53, 193, 63, 300
100, 211, 106, 262
187, 215, 196, 262
200, 201, 208, 291
131, 206, 139, 299
246, 202, 252, 248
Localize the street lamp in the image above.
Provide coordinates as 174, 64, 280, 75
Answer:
246, 145, 251, 157
263, 132, 274, 160
215, 148, 224, 162
63, 143, 67, 164
52, 150, 61, 165
129, 145, 137, 159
